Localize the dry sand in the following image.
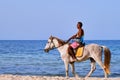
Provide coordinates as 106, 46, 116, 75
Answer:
0, 75, 119, 80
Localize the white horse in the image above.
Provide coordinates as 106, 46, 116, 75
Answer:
44, 36, 111, 78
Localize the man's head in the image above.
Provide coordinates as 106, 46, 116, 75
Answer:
77, 22, 83, 29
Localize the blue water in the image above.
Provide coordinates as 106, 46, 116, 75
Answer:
0, 40, 120, 77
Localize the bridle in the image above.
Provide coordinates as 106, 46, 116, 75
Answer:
48, 37, 64, 50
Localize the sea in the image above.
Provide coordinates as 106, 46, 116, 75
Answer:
0, 40, 120, 77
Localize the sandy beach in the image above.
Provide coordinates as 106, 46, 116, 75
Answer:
0, 75, 119, 80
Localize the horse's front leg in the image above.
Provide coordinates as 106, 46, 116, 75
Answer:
70, 62, 79, 78
64, 61, 69, 77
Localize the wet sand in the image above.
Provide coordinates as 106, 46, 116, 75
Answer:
0, 75, 119, 80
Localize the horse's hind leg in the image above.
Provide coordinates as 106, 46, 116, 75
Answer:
85, 58, 96, 78
93, 56, 107, 78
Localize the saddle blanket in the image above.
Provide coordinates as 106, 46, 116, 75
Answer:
76, 47, 84, 57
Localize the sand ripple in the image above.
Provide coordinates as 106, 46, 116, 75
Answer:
0, 75, 119, 80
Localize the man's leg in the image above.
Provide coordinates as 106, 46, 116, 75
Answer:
68, 46, 76, 60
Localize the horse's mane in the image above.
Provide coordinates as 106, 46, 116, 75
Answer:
52, 37, 66, 45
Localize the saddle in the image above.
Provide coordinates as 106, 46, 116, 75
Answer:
76, 47, 84, 57
74, 42, 85, 57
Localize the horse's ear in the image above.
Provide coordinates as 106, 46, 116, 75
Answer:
49, 35, 53, 39
50, 35, 53, 38
50, 35, 52, 37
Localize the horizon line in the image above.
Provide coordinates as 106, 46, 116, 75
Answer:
0, 39, 120, 41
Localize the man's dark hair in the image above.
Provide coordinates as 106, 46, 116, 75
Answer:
78, 22, 83, 27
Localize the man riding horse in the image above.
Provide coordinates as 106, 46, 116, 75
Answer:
44, 22, 111, 78
66, 22, 85, 62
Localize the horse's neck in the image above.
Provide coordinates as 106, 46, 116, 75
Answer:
53, 38, 69, 56
53, 39, 60, 47
57, 44, 69, 56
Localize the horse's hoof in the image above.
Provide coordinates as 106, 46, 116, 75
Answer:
103, 78, 108, 80
75, 74, 79, 78
84, 77, 89, 80
65, 76, 69, 79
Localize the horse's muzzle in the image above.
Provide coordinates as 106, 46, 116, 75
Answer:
44, 49, 49, 53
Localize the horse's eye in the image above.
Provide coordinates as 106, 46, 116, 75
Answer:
47, 42, 49, 43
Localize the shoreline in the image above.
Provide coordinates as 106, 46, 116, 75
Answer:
0, 75, 120, 80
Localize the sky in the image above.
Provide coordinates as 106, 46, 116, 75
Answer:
0, 0, 120, 40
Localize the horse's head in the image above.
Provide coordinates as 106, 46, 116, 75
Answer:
44, 36, 55, 53
44, 36, 66, 53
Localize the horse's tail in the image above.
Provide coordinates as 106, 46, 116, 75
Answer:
102, 46, 111, 75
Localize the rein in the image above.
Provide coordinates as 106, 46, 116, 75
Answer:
54, 43, 65, 49
52, 41, 65, 50
49, 37, 66, 50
